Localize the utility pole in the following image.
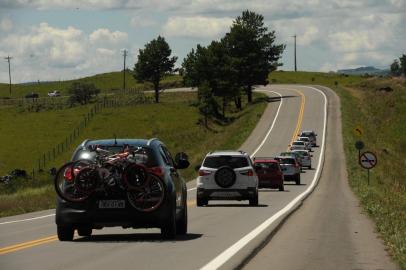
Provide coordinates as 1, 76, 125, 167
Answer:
4, 55, 12, 95
293, 35, 297, 72
122, 49, 128, 90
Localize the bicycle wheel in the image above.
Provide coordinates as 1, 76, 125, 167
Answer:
127, 174, 165, 212
54, 160, 97, 202
122, 163, 149, 191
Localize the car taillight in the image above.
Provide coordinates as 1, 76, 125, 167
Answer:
147, 167, 165, 178
241, 169, 254, 176
199, 170, 212, 176
63, 167, 73, 182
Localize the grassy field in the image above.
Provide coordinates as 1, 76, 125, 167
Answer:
270, 71, 406, 268
0, 91, 267, 217
0, 71, 183, 98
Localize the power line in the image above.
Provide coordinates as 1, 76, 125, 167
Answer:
293, 35, 297, 72
122, 49, 128, 90
4, 55, 12, 95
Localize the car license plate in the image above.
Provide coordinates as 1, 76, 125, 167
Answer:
211, 191, 240, 197
98, 200, 125, 209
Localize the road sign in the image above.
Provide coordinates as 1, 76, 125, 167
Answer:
354, 127, 363, 137
359, 151, 377, 169
355, 140, 364, 150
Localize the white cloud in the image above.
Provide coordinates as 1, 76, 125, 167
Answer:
0, 17, 13, 32
163, 16, 232, 38
89, 28, 128, 46
0, 23, 130, 82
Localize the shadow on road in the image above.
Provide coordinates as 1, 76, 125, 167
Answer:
74, 233, 203, 243
254, 95, 298, 104
259, 189, 290, 193
204, 203, 268, 208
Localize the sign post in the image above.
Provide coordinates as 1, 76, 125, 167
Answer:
355, 140, 365, 159
359, 151, 377, 185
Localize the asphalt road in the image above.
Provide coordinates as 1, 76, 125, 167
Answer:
0, 85, 396, 270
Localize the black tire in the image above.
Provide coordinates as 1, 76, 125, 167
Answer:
249, 189, 258, 206
196, 196, 208, 207
57, 225, 74, 241
176, 187, 188, 235
295, 174, 301, 185
214, 166, 236, 188
279, 185, 285, 191
161, 196, 176, 239
308, 165, 312, 170
77, 226, 92, 237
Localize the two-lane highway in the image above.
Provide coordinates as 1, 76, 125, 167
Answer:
1, 85, 392, 270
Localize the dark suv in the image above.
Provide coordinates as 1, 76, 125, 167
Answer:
55, 138, 189, 240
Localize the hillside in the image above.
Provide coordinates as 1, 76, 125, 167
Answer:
0, 71, 183, 98
337, 66, 390, 76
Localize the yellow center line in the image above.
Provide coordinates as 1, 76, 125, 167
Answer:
0, 235, 58, 255
1, 199, 197, 255
287, 89, 306, 151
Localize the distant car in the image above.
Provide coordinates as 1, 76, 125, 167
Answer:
290, 141, 307, 151
274, 156, 301, 185
253, 158, 284, 191
280, 151, 302, 167
297, 137, 312, 151
196, 150, 258, 206
299, 130, 317, 146
292, 150, 312, 169
25, 92, 39, 99
48, 90, 60, 97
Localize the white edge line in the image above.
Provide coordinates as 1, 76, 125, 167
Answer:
199, 86, 328, 270
0, 214, 55, 225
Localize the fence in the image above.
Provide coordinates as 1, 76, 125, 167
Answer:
32, 89, 154, 177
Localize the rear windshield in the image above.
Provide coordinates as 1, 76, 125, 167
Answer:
294, 151, 309, 156
298, 137, 309, 141
255, 162, 279, 170
292, 141, 304, 145
301, 132, 313, 137
203, 156, 249, 169
275, 158, 295, 165
72, 145, 158, 167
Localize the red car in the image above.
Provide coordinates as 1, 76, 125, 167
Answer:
253, 158, 284, 191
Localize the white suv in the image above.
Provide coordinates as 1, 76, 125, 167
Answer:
196, 151, 258, 206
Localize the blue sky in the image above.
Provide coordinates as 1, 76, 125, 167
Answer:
0, 0, 405, 83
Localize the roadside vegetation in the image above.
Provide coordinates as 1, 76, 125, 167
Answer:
269, 71, 406, 268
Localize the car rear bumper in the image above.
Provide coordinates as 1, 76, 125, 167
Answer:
258, 177, 283, 188
197, 187, 256, 200
55, 197, 173, 229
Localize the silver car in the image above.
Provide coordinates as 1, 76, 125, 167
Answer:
299, 130, 317, 146
292, 150, 312, 169
274, 156, 301, 185
290, 141, 307, 151
297, 137, 312, 151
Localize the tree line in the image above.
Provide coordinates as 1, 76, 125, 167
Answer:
390, 54, 406, 77
133, 10, 285, 124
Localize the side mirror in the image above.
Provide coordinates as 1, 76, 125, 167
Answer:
175, 152, 190, 169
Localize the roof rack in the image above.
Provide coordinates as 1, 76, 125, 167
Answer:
147, 138, 159, 146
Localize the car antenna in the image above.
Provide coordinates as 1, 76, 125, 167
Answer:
114, 134, 117, 145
